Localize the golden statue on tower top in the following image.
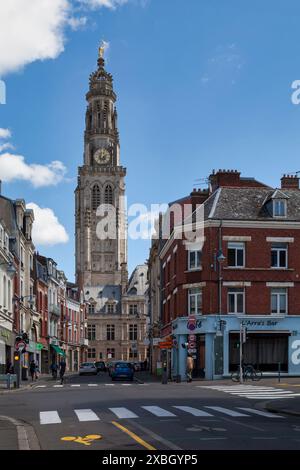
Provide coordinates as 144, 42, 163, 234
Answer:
98, 45, 105, 59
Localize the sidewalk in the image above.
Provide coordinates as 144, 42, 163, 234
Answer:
263, 398, 300, 417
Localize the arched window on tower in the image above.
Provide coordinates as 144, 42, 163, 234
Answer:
92, 184, 101, 211
104, 185, 113, 205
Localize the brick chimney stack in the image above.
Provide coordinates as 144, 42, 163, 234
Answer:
281, 174, 299, 190
209, 169, 241, 193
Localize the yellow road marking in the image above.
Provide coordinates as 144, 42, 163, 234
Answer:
61, 434, 102, 446
111, 421, 156, 451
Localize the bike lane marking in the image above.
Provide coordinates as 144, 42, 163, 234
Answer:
111, 421, 156, 451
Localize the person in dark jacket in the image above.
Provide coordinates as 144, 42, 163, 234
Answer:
59, 358, 66, 384
29, 360, 37, 381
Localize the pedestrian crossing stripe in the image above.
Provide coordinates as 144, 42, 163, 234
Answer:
199, 385, 299, 399
38, 405, 284, 424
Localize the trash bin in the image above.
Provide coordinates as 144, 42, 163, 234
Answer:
21, 366, 28, 381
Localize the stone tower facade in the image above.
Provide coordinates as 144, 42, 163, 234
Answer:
75, 50, 127, 289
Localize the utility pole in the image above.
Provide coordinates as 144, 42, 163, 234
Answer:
239, 325, 243, 384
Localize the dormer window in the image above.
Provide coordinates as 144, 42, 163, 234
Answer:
273, 199, 287, 217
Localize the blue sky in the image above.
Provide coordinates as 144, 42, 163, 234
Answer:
1, 0, 300, 281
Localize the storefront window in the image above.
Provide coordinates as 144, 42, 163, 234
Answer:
188, 288, 202, 315
271, 288, 287, 314
228, 288, 244, 314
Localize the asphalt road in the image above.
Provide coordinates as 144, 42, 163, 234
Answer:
1, 373, 300, 450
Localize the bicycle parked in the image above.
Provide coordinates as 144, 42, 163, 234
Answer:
231, 363, 262, 382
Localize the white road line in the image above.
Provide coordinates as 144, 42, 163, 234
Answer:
35, 385, 46, 388
71, 384, 80, 387
142, 406, 177, 417
39, 411, 61, 425
88, 384, 98, 387
244, 395, 296, 400
237, 408, 284, 418
105, 384, 115, 386
53, 385, 63, 388
74, 409, 100, 422
227, 391, 294, 395
173, 406, 213, 417
205, 406, 249, 417
121, 384, 132, 386
109, 407, 138, 419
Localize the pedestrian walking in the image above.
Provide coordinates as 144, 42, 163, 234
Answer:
186, 353, 194, 383
29, 360, 37, 382
59, 358, 66, 384
50, 362, 58, 379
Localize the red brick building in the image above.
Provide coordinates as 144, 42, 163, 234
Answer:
155, 170, 300, 380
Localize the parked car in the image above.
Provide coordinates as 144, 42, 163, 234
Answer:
110, 361, 134, 381
95, 361, 106, 373
79, 362, 97, 376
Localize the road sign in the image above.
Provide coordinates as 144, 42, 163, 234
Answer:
15, 341, 26, 352
159, 342, 173, 349
188, 341, 196, 349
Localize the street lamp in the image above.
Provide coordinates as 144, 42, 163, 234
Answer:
0, 261, 16, 275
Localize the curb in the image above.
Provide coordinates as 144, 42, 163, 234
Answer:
0, 415, 40, 450
255, 399, 300, 418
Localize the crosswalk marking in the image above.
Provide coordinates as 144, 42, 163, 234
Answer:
88, 384, 98, 387
173, 406, 213, 417
109, 407, 138, 419
71, 384, 80, 387
40, 411, 61, 425
205, 406, 249, 417
237, 408, 284, 418
142, 406, 176, 417
74, 409, 100, 422
38, 404, 286, 425
121, 384, 132, 386
35, 385, 46, 388
200, 385, 299, 399
105, 384, 115, 386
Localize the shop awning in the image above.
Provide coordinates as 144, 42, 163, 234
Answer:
51, 344, 66, 357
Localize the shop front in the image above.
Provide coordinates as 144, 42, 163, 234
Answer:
0, 326, 14, 373
172, 315, 300, 380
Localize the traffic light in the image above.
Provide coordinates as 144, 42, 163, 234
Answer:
22, 332, 29, 344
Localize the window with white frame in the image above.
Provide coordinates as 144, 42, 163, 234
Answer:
188, 250, 202, 270
228, 288, 245, 314
129, 324, 138, 341
88, 324, 96, 341
107, 303, 115, 314
129, 304, 138, 315
88, 303, 95, 314
271, 288, 287, 315
188, 288, 202, 315
227, 242, 245, 267
106, 324, 115, 340
271, 243, 287, 268
273, 199, 287, 217
87, 348, 96, 359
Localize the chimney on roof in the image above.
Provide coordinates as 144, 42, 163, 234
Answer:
281, 174, 299, 190
209, 169, 241, 193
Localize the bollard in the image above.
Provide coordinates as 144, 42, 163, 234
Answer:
278, 362, 281, 383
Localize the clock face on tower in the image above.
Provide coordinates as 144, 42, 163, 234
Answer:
94, 148, 111, 165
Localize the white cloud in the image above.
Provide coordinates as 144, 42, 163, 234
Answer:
200, 44, 244, 86
68, 16, 88, 30
0, 143, 14, 152
26, 202, 69, 246
0, 152, 67, 187
0, 128, 11, 139
0, 0, 70, 76
77, 0, 128, 9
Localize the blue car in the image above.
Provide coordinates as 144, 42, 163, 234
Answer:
111, 361, 134, 381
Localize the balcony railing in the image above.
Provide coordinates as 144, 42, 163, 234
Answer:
49, 304, 60, 316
